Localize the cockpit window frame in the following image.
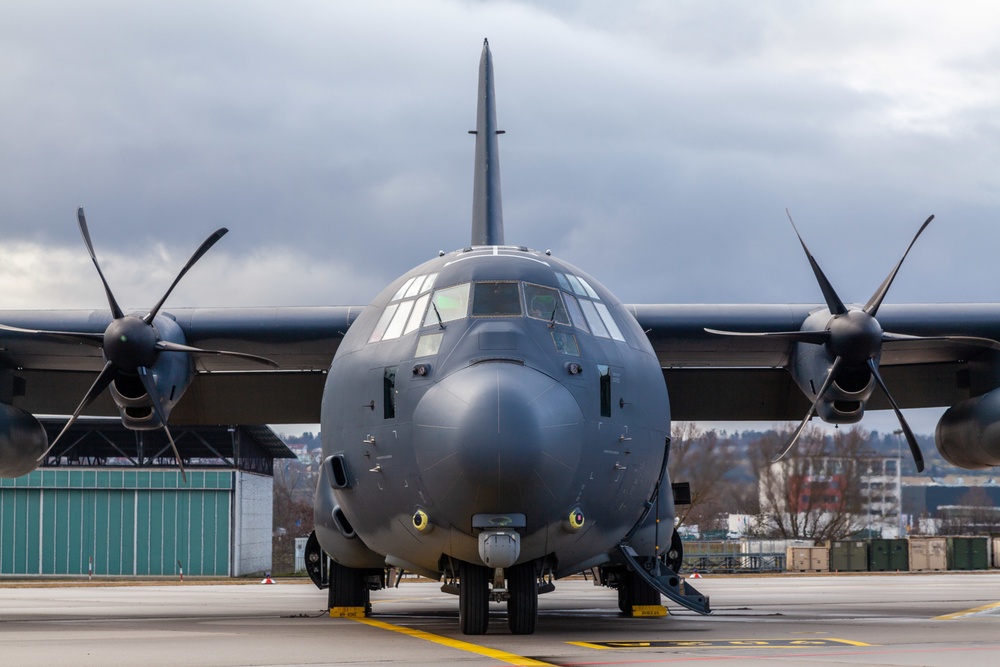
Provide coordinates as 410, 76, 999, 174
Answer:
523, 282, 570, 325
471, 281, 523, 318
423, 282, 472, 328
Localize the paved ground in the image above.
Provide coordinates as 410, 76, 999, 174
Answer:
1, 573, 998, 666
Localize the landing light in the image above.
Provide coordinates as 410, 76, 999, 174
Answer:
565, 508, 585, 532
412, 509, 433, 533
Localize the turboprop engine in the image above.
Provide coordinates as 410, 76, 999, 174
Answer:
936, 389, 1000, 469
105, 314, 196, 432
0, 403, 48, 478
0, 208, 276, 480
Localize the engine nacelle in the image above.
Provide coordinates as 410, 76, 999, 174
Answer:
936, 389, 1000, 469
790, 336, 874, 425
109, 315, 195, 431
0, 404, 48, 478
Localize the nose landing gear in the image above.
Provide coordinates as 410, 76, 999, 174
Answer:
458, 560, 490, 634
444, 557, 550, 635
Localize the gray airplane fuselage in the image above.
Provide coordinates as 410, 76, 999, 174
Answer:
317, 245, 671, 578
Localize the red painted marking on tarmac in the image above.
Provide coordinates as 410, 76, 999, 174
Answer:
557, 644, 1000, 665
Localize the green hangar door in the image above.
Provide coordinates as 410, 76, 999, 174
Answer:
1, 471, 233, 576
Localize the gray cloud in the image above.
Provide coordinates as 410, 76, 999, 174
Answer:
1, 0, 998, 316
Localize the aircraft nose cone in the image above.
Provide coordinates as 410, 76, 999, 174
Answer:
412, 362, 584, 526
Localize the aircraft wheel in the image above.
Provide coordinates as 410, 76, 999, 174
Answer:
328, 561, 369, 612
506, 561, 538, 635
459, 561, 490, 635
617, 581, 632, 614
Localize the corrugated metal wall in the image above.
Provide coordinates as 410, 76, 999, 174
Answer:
0, 470, 233, 576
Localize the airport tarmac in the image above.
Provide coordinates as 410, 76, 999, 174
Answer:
1, 573, 998, 666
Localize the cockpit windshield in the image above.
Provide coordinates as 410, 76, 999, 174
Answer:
424, 282, 470, 327
524, 283, 569, 325
471, 282, 522, 317
370, 272, 626, 345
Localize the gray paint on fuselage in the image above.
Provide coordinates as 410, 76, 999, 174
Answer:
319, 245, 672, 577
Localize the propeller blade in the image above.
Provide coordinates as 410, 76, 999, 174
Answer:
786, 209, 847, 316
864, 215, 934, 317
882, 331, 1000, 352
155, 340, 279, 368
866, 359, 925, 472
38, 361, 116, 462
144, 228, 229, 324
138, 367, 187, 483
773, 356, 843, 463
705, 327, 831, 346
0, 323, 104, 345
77, 208, 125, 320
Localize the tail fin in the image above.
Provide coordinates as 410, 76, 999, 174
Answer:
470, 39, 505, 246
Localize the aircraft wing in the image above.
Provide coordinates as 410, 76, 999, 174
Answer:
0, 306, 362, 424
630, 303, 1000, 421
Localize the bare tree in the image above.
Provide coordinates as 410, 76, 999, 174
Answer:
753, 425, 867, 542
669, 422, 738, 533
272, 459, 316, 573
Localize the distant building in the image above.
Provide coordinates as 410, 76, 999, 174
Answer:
902, 475, 1000, 535
287, 444, 313, 465
0, 419, 296, 577
760, 454, 904, 538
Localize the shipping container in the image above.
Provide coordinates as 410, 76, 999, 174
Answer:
786, 545, 829, 572
908, 536, 947, 571
829, 540, 867, 572
947, 537, 989, 570
868, 538, 909, 572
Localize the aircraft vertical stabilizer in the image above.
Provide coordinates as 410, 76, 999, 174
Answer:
470, 39, 504, 246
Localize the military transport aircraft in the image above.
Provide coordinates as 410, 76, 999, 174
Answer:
1, 40, 1000, 635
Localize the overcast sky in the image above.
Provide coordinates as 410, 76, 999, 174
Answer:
3, 1, 999, 435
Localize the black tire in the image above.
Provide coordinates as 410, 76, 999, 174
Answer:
459, 561, 490, 635
622, 570, 660, 615
506, 561, 538, 635
328, 561, 369, 611
617, 580, 632, 614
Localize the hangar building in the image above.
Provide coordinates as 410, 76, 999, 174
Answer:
0, 419, 293, 577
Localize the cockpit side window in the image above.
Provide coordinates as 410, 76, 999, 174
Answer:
579, 299, 610, 338
471, 281, 522, 317
557, 272, 627, 343
368, 304, 399, 343
370, 273, 440, 344
594, 302, 625, 341
524, 283, 569, 324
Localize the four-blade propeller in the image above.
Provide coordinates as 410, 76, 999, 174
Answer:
4, 209, 278, 481
708, 212, 1000, 474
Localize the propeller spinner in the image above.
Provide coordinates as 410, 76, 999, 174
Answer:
3, 209, 277, 481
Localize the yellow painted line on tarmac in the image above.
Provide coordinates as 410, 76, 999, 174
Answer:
933, 600, 1000, 620
351, 617, 556, 666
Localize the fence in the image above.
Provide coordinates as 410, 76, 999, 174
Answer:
680, 536, 997, 574
682, 540, 786, 573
